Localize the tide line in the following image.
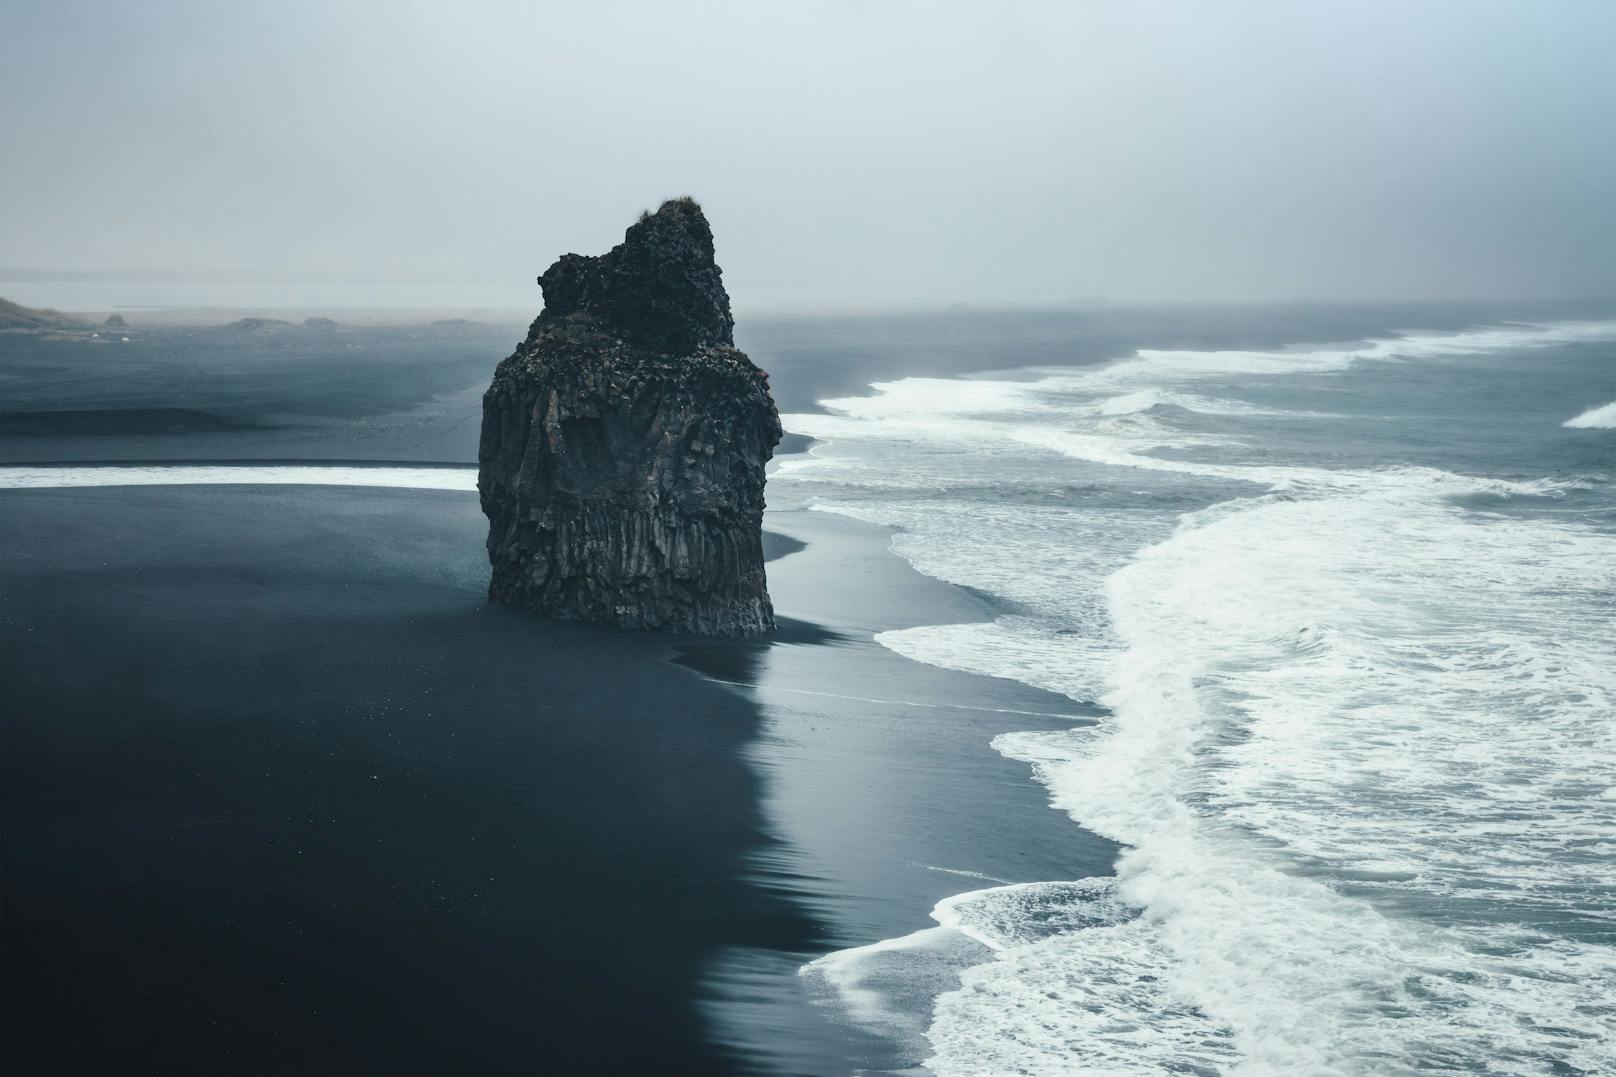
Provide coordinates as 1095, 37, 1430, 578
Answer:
698, 677, 1093, 721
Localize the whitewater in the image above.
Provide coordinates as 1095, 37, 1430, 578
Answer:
776, 321, 1616, 1074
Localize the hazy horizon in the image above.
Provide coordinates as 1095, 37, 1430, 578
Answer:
5, 0, 1614, 312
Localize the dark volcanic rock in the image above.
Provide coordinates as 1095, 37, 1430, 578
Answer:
224, 317, 292, 331
478, 198, 782, 636
102, 313, 127, 327
0, 297, 91, 333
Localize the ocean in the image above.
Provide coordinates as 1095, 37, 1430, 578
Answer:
770, 318, 1616, 1074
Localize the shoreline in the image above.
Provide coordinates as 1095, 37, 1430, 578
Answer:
0, 470, 1117, 1076
4, 302, 1610, 1074
689, 502, 1117, 1074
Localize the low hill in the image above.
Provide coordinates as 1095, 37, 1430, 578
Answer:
0, 297, 92, 333
223, 317, 293, 331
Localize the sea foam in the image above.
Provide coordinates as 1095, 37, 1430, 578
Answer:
775, 319, 1616, 1074
1564, 400, 1616, 428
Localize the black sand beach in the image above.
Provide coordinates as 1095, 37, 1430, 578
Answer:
7, 301, 1593, 1073
694, 508, 1115, 1074
1, 486, 807, 1074
0, 486, 1109, 1075
0, 316, 1119, 1074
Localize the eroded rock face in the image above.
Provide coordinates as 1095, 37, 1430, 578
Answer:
478, 198, 782, 635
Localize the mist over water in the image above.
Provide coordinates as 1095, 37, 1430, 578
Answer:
778, 319, 1616, 1073
5, 1, 1616, 310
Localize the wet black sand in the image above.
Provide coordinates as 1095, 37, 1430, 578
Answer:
1, 486, 816, 1074
689, 508, 1115, 1075
0, 480, 1112, 1076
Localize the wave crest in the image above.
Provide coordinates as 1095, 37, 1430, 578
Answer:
1564, 400, 1616, 429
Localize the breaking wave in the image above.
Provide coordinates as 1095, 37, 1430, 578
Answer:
775, 320, 1616, 1074
1564, 400, 1616, 428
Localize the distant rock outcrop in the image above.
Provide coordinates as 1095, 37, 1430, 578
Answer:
0, 297, 91, 333
102, 313, 127, 328
302, 316, 339, 328
223, 317, 292, 332
478, 198, 782, 636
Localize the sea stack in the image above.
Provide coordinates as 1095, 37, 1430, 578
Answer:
478, 198, 782, 636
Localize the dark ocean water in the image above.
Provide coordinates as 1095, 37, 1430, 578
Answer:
771, 314, 1616, 1074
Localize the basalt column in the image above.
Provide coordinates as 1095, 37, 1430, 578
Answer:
478, 198, 783, 636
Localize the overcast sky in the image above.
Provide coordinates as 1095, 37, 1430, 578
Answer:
3, 0, 1613, 311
